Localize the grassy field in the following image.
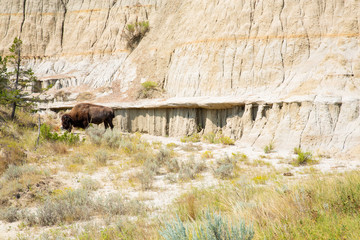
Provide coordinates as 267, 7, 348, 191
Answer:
0, 107, 359, 239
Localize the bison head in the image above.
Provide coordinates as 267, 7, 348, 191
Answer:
61, 114, 73, 132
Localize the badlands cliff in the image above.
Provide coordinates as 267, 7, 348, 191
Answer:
1, 0, 360, 153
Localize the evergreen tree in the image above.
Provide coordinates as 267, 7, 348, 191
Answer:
0, 37, 38, 120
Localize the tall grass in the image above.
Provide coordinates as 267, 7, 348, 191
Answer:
168, 172, 360, 239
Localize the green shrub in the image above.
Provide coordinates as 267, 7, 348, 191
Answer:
264, 142, 274, 153
0, 207, 20, 222
213, 155, 238, 179
123, 20, 150, 50
3, 164, 38, 180
141, 81, 158, 90
102, 129, 122, 148
179, 157, 206, 181
120, 133, 152, 158
81, 177, 100, 191
71, 153, 85, 165
94, 150, 108, 166
293, 147, 301, 155
98, 193, 143, 217
157, 147, 174, 164
33, 189, 143, 226
219, 136, 235, 145
138, 80, 161, 99
252, 175, 269, 184
160, 216, 188, 240
231, 152, 249, 163
144, 157, 161, 175
37, 188, 93, 226
180, 133, 201, 143
166, 173, 178, 183
292, 148, 316, 166
202, 132, 218, 144
86, 127, 124, 148
40, 123, 80, 145
201, 151, 213, 159
98, 193, 125, 215
160, 211, 254, 240
202, 132, 235, 145
138, 168, 154, 190
166, 142, 178, 149
85, 126, 103, 145
166, 158, 180, 173
181, 143, 203, 152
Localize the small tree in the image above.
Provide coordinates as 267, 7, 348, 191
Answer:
122, 18, 150, 50
0, 56, 10, 103
0, 37, 38, 120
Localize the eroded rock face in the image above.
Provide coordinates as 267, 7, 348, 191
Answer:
112, 99, 360, 153
126, 0, 360, 101
1, 0, 359, 100
0, 0, 161, 90
1, 0, 360, 153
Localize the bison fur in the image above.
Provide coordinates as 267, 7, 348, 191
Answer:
61, 103, 115, 132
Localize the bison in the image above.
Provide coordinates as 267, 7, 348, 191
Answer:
61, 103, 115, 132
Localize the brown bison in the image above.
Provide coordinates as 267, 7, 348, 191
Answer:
61, 103, 115, 132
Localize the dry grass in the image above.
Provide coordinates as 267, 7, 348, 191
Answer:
178, 157, 206, 181
167, 172, 360, 240
0, 142, 26, 174
202, 132, 235, 145
0, 164, 51, 207
180, 143, 203, 152
48, 142, 69, 155
212, 154, 244, 179
5, 188, 145, 227
201, 150, 213, 159
1, 108, 360, 240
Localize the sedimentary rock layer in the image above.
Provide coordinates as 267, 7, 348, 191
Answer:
1, 0, 359, 100
2, 0, 360, 153
42, 98, 360, 153
113, 100, 360, 153
124, 0, 360, 101
0, 0, 162, 88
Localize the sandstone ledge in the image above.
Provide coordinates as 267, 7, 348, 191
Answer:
37, 95, 352, 111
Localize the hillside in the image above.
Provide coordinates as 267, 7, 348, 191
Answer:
1, 0, 360, 153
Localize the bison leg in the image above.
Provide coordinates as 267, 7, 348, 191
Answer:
104, 122, 109, 129
83, 120, 89, 129
109, 120, 114, 129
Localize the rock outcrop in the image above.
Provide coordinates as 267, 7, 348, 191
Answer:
112, 99, 360, 154
1, 0, 360, 153
0, 0, 161, 90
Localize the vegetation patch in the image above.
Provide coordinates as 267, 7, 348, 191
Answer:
179, 157, 206, 181
40, 123, 81, 145
122, 20, 150, 50
3, 188, 144, 227
212, 154, 240, 179
138, 80, 163, 99
263, 141, 274, 153
169, 172, 360, 240
202, 132, 235, 145
292, 148, 318, 166
181, 133, 201, 143
201, 150, 213, 159
160, 211, 254, 240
